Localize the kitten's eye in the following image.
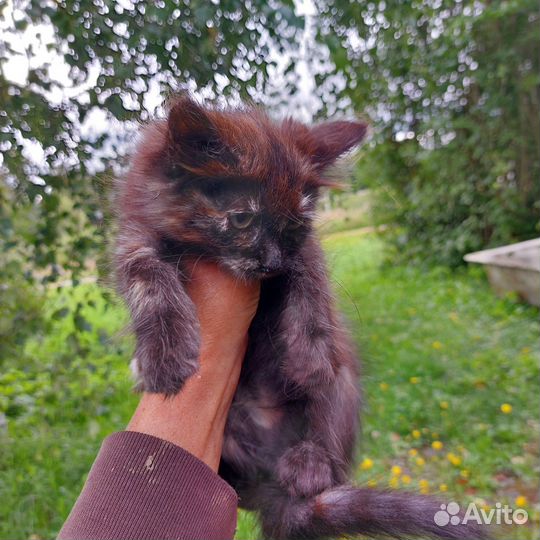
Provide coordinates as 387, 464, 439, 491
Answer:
230, 212, 254, 229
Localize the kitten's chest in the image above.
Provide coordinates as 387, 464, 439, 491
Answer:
221, 276, 306, 467
244, 275, 292, 386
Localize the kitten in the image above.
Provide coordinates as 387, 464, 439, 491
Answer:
115, 96, 487, 539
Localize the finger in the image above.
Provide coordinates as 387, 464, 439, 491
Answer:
186, 260, 260, 303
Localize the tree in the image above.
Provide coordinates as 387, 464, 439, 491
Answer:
314, 0, 540, 265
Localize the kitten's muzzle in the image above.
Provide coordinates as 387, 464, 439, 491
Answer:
258, 243, 282, 276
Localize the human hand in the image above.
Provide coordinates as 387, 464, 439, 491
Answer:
128, 261, 260, 470
185, 260, 260, 373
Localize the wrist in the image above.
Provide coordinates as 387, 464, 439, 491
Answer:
198, 334, 247, 374
127, 336, 247, 471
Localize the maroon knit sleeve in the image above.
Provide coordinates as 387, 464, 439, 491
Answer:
57, 431, 238, 540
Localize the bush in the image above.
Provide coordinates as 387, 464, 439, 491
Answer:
359, 133, 539, 267
0, 283, 131, 431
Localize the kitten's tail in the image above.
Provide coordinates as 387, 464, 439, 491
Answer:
261, 485, 490, 539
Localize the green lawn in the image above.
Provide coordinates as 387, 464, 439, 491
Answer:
1, 231, 538, 539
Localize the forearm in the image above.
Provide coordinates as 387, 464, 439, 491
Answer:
59, 262, 258, 540
58, 342, 245, 540
127, 336, 247, 471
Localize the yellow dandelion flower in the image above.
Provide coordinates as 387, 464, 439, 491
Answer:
460, 469, 470, 479
439, 483, 448, 492
515, 495, 527, 507
379, 382, 389, 391
391, 465, 402, 476
447, 452, 462, 467
432, 440, 443, 451
389, 476, 400, 489
360, 458, 374, 470
367, 479, 377, 488
432, 341, 443, 350
402, 474, 412, 485
408, 448, 418, 457
448, 312, 459, 322
415, 457, 426, 467
407, 307, 417, 316
440, 401, 449, 410
520, 347, 531, 355
412, 429, 421, 439
409, 376, 420, 384
419, 479, 429, 494
500, 403, 513, 414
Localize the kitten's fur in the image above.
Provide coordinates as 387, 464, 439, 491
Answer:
115, 96, 486, 539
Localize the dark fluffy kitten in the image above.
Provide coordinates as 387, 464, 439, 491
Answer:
115, 96, 487, 539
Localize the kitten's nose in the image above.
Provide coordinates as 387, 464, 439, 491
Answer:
260, 244, 281, 274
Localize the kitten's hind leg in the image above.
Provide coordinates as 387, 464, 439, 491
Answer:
276, 358, 360, 498
116, 231, 200, 395
276, 238, 361, 497
276, 440, 334, 499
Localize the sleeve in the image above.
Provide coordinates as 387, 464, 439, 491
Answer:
57, 431, 238, 540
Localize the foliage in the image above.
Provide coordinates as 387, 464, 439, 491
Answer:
0, 274, 45, 363
1, 232, 538, 539
0, 282, 128, 425
4, 1, 537, 279
315, 0, 540, 266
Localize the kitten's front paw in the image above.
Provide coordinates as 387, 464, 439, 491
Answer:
133, 307, 200, 395
134, 346, 198, 395
277, 441, 334, 498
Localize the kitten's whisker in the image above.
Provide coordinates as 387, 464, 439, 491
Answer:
174, 253, 186, 276
266, 325, 281, 355
331, 278, 362, 324
189, 254, 207, 276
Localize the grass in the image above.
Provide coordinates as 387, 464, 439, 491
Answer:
1, 230, 538, 539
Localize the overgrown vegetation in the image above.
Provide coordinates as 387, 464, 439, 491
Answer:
321, 0, 540, 266
1, 233, 538, 539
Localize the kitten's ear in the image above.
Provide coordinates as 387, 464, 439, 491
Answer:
166, 96, 235, 175
307, 120, 368, 173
